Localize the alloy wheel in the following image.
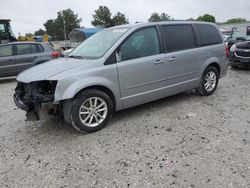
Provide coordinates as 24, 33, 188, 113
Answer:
79, 97, 108, 127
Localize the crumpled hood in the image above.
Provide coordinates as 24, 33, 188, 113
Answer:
17, 58, 92, 83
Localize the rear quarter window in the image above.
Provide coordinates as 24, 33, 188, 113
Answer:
193, 24, 222, 46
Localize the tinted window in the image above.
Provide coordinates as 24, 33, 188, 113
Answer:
16, 44, 32, 55
0, 45, 12, 57
37, 44, 44, 52
162, 25, 196, 52
231, 31, 244, 40
120, 27, 160, 61
194, 24, 222, 46
31, 44, 38, 53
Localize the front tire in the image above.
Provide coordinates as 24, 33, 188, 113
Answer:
71, 89, 114, 133
197, 66, 219, 96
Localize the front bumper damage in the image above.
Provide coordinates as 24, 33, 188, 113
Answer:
13, 81, 59, 120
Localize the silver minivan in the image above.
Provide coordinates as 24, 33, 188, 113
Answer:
14, 21, 228, 133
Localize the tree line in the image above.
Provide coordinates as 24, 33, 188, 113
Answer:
30, 6, 249, 40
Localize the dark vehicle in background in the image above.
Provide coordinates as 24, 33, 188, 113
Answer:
0, 42, 60, 77
229, 41, 250, 68
227, 30, 250, 51
0, 19, 17, 44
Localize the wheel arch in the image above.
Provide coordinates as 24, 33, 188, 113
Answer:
199, 57, 221, 79
208, 62, 220, 76
62, 84, 118, 126
74, 85, 117, 111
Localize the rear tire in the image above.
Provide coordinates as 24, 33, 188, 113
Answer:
197, 66, 219, 96
71, 89, 113, 133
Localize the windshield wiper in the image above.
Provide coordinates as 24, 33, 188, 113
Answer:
68, 55, 83, 59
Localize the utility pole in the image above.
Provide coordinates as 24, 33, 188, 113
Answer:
62, 18, 67, 49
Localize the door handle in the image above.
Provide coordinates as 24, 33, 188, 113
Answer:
154, 60, 164, 64
168, 56, 176, 62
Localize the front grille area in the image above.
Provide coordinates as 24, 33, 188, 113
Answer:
235, 51, 250, 58
14, 81, 57, 112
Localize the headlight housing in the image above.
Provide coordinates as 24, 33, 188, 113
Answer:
230, 44, 236, 52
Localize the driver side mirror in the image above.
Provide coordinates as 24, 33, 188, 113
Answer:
236, 37, 246, 41
116, 49, 121, 62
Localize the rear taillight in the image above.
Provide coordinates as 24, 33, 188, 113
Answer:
52, 52, 59, 58
225, 44, 229, 59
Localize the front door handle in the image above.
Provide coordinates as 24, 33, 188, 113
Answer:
154, 60, 164, 64
168, 56, 176, 62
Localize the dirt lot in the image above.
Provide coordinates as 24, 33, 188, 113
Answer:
0, 68, 250, 188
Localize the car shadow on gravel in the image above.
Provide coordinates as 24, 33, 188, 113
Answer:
24, 91, 198, 136
0, 77, 16, 84
229, 66, 250, 72
110, 91, 198, 126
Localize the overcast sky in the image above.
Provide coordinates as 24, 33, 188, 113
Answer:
1, 0, 250, 36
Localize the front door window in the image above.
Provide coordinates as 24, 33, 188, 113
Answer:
120, 27, 160, 61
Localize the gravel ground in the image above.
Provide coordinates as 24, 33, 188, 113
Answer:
0, 68, 250, 188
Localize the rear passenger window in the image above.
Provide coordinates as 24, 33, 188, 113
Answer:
16, 44, 32, 55
30, 44, 43, 53
0, 45, 12, 57
193, 24, 222, 46
162, 25, 196, 52
37, 44, 44, 52
31, 44, 38, 53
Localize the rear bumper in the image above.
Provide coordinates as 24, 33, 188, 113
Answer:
229, 58, 250, 67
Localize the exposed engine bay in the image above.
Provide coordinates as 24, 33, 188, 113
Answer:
14, 81, 59, 120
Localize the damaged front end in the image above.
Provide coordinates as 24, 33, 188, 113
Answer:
13, 80, 59, 120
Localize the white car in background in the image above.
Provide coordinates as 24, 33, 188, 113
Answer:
62, 48, 74, 56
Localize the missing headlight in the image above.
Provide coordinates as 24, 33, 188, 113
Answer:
37, 81, 57, 95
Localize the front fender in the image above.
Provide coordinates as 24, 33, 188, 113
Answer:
54, 76, 122, 110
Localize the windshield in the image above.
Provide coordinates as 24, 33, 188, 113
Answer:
69, 28, 129, 59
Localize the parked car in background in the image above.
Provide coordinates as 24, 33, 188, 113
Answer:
229, 41, 250, 68
62, 48, 74, 56
14, 21, 227, 133
227, 30, 250, 51
0, 42, 60, 77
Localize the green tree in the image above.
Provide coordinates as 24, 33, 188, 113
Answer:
44, 19, 56, 38
197, 14, 216, 23
25, 33, 33, 37
44, 8, 82, 40
148, 12, 172, 22
112, 12, 129, 26
34, 28, 46, 36
91, 6, 129, 28
225, 18, 247, 24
